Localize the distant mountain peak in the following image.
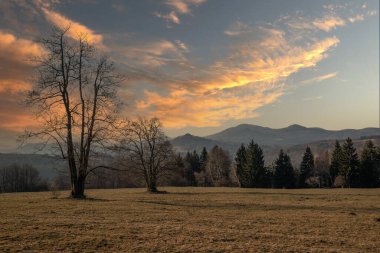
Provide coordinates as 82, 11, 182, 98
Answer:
286, 124, 306, 130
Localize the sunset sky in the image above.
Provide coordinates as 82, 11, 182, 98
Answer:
0, 0, 378, 151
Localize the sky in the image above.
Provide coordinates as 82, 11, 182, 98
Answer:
0, 0, 378, 151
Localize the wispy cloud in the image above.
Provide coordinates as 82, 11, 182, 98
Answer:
134, 24, 340, 128
312, 16, 346, 32
165, 0, 207, 14
154, 11, 180, 25
302, 96, 323, 101
280, 3, 376, 35
224, 21, 252, 36
136, 86, 283, 128
348, 14, 364, 23
155, 0, 207, 27
121, 40, 189, 67
301, 72, 338, 85
41, 7, 104, 46
111, 2, 127, 13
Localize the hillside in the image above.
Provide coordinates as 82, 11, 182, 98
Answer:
206, 124, 380, 146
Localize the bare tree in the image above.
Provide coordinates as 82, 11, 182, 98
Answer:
200, 145, 233, 186
24, 27, 122, 198
0, 164, 48, 193
116, 117, 175, 193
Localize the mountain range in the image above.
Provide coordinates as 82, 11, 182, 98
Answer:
0, 124, 379, 178
171, 124, 380, 164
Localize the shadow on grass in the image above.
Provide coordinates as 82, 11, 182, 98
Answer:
147, 190, 169, 194
63, 196, 115, 202
170, 191, 330, 197
134, 199, 379, 213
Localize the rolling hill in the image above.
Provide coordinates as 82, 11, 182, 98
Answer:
205, 124, 380, 146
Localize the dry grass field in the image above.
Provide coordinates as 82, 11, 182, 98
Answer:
1, 187, 380, 252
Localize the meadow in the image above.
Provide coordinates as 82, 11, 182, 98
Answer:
1, 187, 379, 252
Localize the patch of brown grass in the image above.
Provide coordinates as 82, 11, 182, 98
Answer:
0, 187, 379, 252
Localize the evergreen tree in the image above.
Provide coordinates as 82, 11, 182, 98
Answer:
340, 138, 360, 187
359, 140, 380, 187
330, 140, 342, 186
184, 150, 201, 186
235, 144, 249, 187
191, 150, 201, 173
299, 146, 314, 187
245, 140, 266, 187
274, 149, 295, 188
199, 147, 208, 172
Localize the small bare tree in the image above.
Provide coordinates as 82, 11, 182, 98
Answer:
204, 145, 232, 186
24, 27, 122, 198
116, 117, 175, 193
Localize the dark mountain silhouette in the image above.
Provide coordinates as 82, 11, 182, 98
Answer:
205, 124, 379, 146
171, 133, 234, 153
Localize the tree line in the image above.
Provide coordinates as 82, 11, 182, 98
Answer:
0, 164, 48, 193
174, 138, 380, 189
242, 138, 380, 188
3, 136, 379, 193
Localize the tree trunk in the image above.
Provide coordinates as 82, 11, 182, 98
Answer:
147, 177, 158, 193
71, 176, 86, 198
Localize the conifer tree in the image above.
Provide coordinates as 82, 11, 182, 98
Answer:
235, 144, 249, 187
191, 150, 201, 173
245, 140, 265, 187
274, 149, 295, 188
340, 138, 360, 187
359, 140, 380, 187
184, 150, 201, 185
330, 140, 342, 186
199, 147, 208, 172
299, 146, 314, 187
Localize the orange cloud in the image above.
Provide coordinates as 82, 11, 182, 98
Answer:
0, 112, 36, 132
203, 32, 339, 91
0, 31, 44, 132
137, 88, 283, 128
165, 0, 206, 14
313, 16, 346, 32
348, 15, 364, 23
156, 0, 207, 26
0, 30, 44, 63
0, 80, 31, 93
42, 8, 104, 46
0, 30, 43, 95
135, 27, 340, 128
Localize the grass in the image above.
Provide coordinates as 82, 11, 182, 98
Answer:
1, 187, 380, 252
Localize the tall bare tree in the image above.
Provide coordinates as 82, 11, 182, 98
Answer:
24, 27, 122, 198
116, 117, 175, 193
